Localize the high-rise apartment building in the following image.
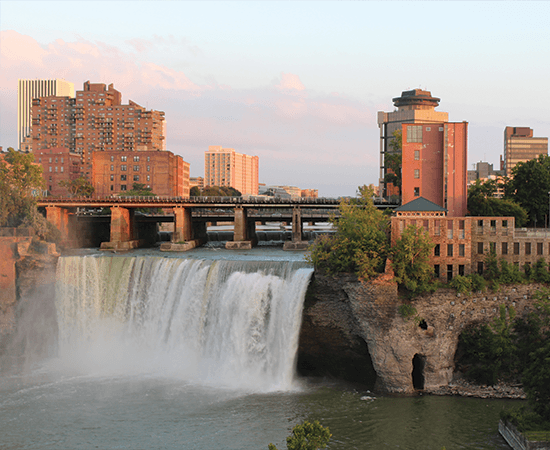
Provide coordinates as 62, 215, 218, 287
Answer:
204, 146, 259, 196
377, 89, 449, 197
502, 127, 548, 177
401, 122, 468, 217
18, 79, 74, 151
31, 81, 166, 177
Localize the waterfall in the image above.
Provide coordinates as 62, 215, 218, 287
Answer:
54, 256, 313, 391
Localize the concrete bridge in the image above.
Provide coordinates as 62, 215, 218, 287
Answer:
37, 196, 398, 251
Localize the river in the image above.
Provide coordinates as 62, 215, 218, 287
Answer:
0, 247, 518, 449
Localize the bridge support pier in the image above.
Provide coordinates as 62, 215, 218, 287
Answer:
226, 206, 257, 250
100, 206, 141, 251
45, 205, 81, 247
284, 207, 310, 250
160, 206, 206, 252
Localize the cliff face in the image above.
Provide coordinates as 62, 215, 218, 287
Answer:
298, 273, 541, 394
0, 237, 59, 364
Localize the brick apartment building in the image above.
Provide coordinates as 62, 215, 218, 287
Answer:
33, 147, 83, 196
92, 150, 189, 197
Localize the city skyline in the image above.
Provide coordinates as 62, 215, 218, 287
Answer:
1, 1, 549, 197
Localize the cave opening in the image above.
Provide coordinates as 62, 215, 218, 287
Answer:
412, 353, 426, 390
418, 319, 428, 330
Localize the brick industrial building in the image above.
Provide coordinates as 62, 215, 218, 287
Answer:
502, 126, 548, 177
33, 147, 83, 197
205, 146, 259, 196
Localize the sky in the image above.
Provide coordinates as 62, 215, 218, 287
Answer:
1, 1, 549, 197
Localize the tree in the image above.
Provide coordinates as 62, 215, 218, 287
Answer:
268, 421, 331, 450
306, 185, 388, 280
202, 185, 242, 197
467, 179, 528, 227
389, 224, 436, 296
58, 176, 94, 197
0, 148, 45, 227
123, 183, 155, 196
505, 155, 550, 226
384, 129, 402, 197
190, 186, 201, 196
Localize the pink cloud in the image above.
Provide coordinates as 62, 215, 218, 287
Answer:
275, 72, 306, 92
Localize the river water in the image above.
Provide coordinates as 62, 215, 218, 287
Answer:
0, 248, 518, 449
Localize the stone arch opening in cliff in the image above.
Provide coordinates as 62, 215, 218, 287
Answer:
412, 353, 426, 390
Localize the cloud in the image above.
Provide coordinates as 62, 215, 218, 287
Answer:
0, 31, 380, 196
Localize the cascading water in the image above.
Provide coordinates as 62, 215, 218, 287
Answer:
54, 255, 313, 392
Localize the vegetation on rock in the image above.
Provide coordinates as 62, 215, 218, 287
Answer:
306, 186, 388, 280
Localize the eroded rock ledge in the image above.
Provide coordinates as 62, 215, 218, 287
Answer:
298, 272, 541, 395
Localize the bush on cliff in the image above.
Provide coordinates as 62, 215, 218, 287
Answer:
306, 186, 388, 280
268, 421, 331, 450
389, 224, 437, 297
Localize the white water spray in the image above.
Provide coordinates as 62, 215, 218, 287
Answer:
54, 256, 312, 391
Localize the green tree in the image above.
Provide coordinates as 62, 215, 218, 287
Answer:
384, 129, 402, 197
202, 185, 242, 197
522, 341, 550, 421
467, 179, 528, 226
58, 175, 94, 197
268, 421, 331, 450
189, 186, 201, 196
124, 183, 155, 196
306, 185, 388, 280
0, 148, 45, 227
389, 224, 436, 296
505, 154, 550, 226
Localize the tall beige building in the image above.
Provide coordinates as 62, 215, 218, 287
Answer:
18, 79, 74, 151
205, 146, 259, 195
502, 127, 548, 177
377, 89, 449, 197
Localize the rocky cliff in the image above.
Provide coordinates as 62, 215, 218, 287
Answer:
298, 272, 541, 394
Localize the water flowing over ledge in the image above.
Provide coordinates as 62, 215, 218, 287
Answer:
55, 256, 313, 392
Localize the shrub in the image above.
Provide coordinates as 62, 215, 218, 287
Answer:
398, 303, 417, 320
449, 275, 472, 294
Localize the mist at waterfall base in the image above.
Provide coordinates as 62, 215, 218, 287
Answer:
0, 250, 517, 449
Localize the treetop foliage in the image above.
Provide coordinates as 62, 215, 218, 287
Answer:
59, 176, 94, 197
201, 185, 242, 197
268, 421, 331, 450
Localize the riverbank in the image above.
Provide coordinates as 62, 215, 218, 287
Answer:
426, 378, 526, 400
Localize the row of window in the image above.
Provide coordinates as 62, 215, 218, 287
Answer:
434, 264, 465, 280
110, 174, 150, 182
478, 241, 546, 256
110, 155, 151, 162
110, 165, 150, 172
399, 220, 466, 238
434, 243, 466, 257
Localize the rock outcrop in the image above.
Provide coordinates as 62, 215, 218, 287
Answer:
298, 272, 542, 394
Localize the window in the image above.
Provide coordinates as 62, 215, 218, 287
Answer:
447, 244, 453, 257
414, 187, 420, 197
133, 175, 140, 182
490, 242, 496, 253
414, 169, 420, 179
434, 244, 440, 256
478, 261, 484, 275
134, 156, 140, 162
133, 165, 140, 171
502, 242, 508, 255
111, 165, 114, 171
110, 185, 114, 191
514, 242, 520, 255
55, 167, 58, 172
478, 219, 483, 228
525, 243, 531, 255
111, 156, 114, 162
49, 167, 52, 172
147, 156, 150, 162
120, 185, 127, 191
121, 165, 127, 171
434, 265, 440, 278
447, 265, 453, 282
503, 220, 508, 228
147, 166, 150, 172
407, 125, 422, 143
60, 167, 64, 173
121, 156, 127, 162
146, 175, 150, 182
121, 175, 127, 181
459, 244, 465, 257
477, 242, 484, 254
459, 265, 465, 276
414, 150, 420, 161
434, 220, 440, 236
110, 175, 114, 181
447, 221, 453, 239
538, 243, 543, 255
459, 220, 465, 239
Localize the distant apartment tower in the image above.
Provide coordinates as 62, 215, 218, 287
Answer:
377, 89, 449, 198
502, 127, 548, 177
92, 150, 189, 197
18, 79, 74, 151
204, 146, 259, 195
401, 122, 468, 217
